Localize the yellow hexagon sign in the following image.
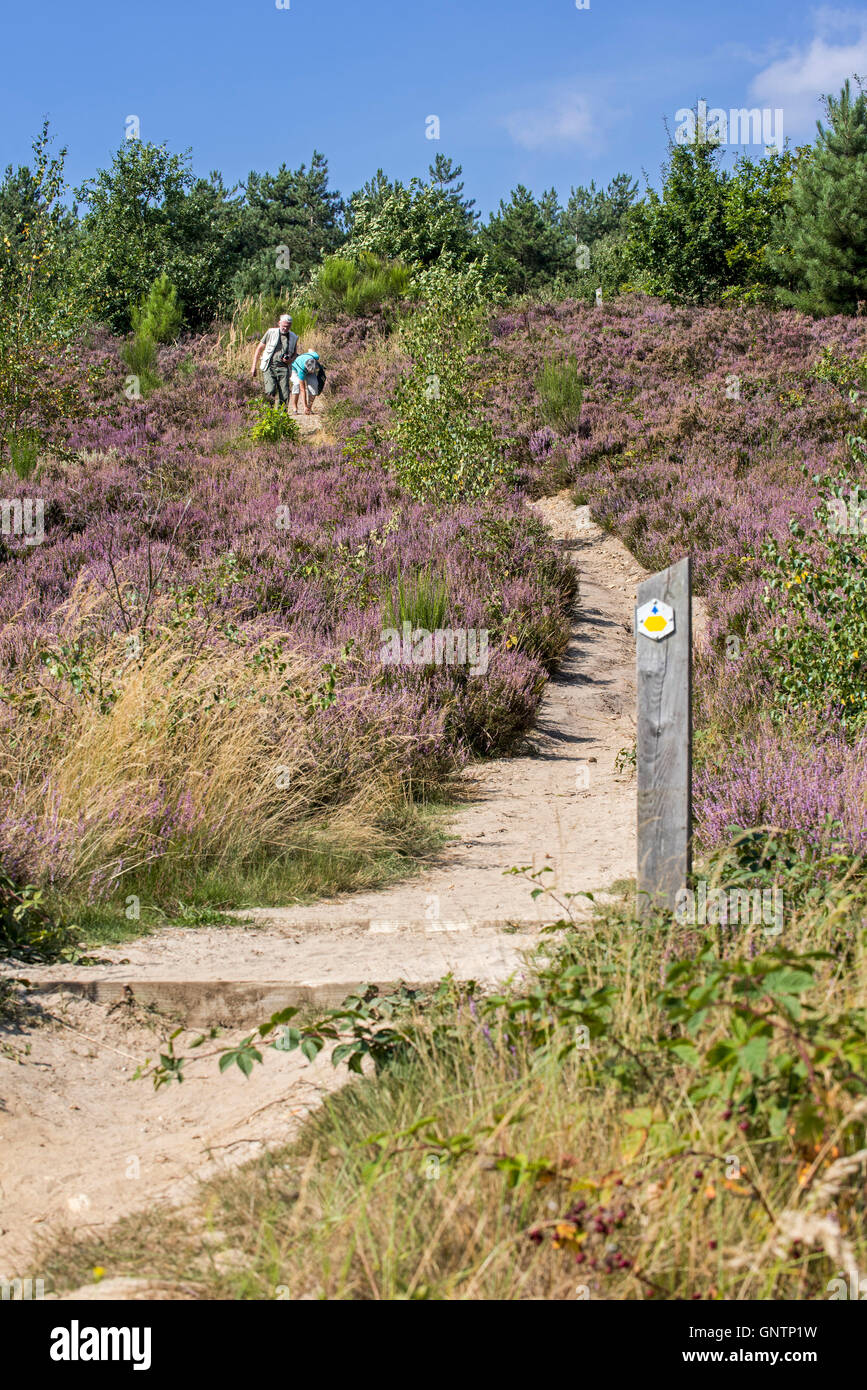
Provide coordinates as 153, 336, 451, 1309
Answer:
636, 598, 675, 641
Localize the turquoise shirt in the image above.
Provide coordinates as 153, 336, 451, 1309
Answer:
291, 352, 319, 379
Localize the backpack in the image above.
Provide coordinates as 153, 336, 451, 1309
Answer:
314, 363, 326, 390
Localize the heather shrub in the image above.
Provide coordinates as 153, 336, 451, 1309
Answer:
0, 334, 574, 907
489, 296, 867, 849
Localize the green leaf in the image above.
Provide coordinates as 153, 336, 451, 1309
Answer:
763, 968, 813, 997
737, 1036, 769, 1077
623, 1107, 653, 1128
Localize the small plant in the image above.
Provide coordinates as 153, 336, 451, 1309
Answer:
381, 565, 450, 633
6, 428, 42, 479
131, 273, 184, 345
537, 355, 584, 433
614, 740, 637, 775
248, 399, 300, 445
1, 868, 70, 960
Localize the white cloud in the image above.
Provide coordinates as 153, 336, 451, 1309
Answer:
504, 89, 599, 151
748, 10, 867, 132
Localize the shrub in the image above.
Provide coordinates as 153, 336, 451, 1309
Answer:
1, 868, 69, 959
307, 253, 411, 319
761, 398, 867, 732
390, 260, 508, 502
131, 272, 184, 344
248, 398, 301, 444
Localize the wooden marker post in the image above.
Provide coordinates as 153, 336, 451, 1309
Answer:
635, 556, 692, 915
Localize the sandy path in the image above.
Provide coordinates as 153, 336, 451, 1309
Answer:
1, 492, 684, 1277
9, 497, 649, 1008
0, 989, 346, 1275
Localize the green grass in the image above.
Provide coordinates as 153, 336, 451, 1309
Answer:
121, 333, 161, 397
381, 565, 451, 633
229, 295, 318, 343
34, 855, 867, 1301
537, 355, 584, 433
6, 428, 42, 479
42, 802, 454, 949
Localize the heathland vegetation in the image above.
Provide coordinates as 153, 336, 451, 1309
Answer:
5, 82, 867, 1298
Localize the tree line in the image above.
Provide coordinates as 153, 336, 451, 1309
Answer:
1, 79, 866, 352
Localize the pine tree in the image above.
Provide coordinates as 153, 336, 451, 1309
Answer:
132, 272, 184, 343
767, 79, 867, 315
232, 153, 345, 298
476, 185, 573, 294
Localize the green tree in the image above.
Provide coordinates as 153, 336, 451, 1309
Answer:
231, 152, 345, 298
346, 162, 476, 269
723, 147, 799, 301
766, 80, 867, 315
132, 272, 184, 343
564, 173, 638, 246
0, 124, 83, 463
74, 142, 241, 331
476, 185, 573, 295
629, 122, 732, 304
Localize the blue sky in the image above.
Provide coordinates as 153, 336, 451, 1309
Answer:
3, 1, 866, 216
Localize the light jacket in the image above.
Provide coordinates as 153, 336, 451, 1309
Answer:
260, 327, 299, 371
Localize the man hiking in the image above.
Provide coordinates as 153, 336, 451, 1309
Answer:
290, 350, 324, 415
251, 313, 300, 406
